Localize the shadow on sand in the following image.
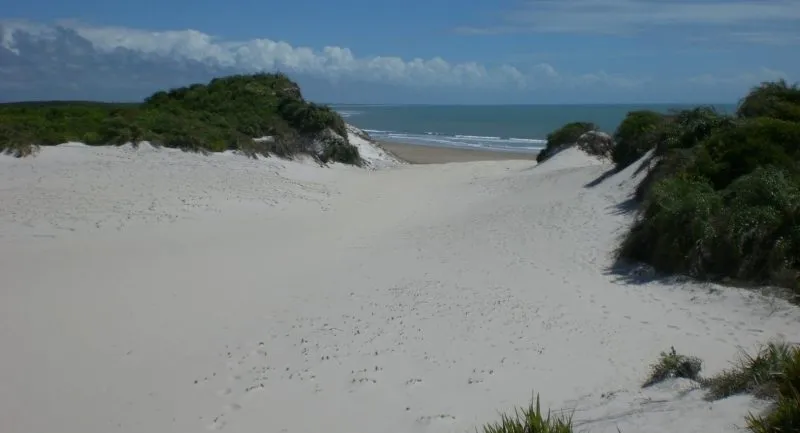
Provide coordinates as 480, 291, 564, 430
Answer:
608, 198, 638, 216
584, 167, 618, 188
603, 259, 693, 286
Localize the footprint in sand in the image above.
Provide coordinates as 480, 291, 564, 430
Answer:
348, 368, 379, 389
405, 378, 423, 386
208, 415, 227, 431
225, 403, 242, 412
415, 414, 457, 425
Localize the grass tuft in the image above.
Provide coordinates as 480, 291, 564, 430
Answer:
481, 394, 574, 433
480, 342, 798, 433
643, 346, 703, 387
745, 384, 800, 433
704, 341, 799, 401
743, 342, 800, 432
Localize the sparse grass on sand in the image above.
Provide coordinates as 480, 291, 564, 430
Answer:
643, 341, 800, 433
482, 341, 799, 433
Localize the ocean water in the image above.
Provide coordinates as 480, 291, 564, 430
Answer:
334, 104, 737, 152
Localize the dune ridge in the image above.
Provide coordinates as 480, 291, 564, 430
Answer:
0, 139, 797, 433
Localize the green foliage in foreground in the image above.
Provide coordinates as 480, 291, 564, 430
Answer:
481, 341, 799, 433
0, 73, 361, 165
746, 395, 800, 433
536, 122, 598, 163
706, 342, 800, 433
639, 342, 800, 433
616, 80, 800, 291
481, 394, 574, 433
704, 341, 800, 401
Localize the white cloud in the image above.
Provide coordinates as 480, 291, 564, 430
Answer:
0, 20, 646, 90
455, 0, 800, 39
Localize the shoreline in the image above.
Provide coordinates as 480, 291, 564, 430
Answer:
377, 140, 539, 164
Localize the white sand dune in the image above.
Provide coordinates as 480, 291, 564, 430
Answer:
346, 124, 404, 169
0, 143, 798, 433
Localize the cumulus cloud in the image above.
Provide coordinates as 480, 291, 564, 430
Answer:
455, 0, 800, 40
0, 19, 646, 91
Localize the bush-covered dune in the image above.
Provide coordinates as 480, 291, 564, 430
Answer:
501, 82, 800, 433
0, 73, 361, 165
614, 80, 800, 293
538, 80, 800, 293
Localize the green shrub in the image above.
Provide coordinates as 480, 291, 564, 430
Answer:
618, 176, 723, 276
738, 80, 800, 123
686, 118, 800, 190
643, 346, 703, 387
576, 131, 615, 159
320, 137, 362, 166
633, 107, 736, 202
712, 167, 800, 282
537, 122, 597, 163
634, 147, 696, 202
612, 110, 665, 169
622, 166, 800, 286
657, 107, 737, 155
617, 81, 800, 289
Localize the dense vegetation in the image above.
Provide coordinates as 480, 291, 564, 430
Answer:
611, 110, 666, 169
0, 73, 361, 165
615, 80, 800, 292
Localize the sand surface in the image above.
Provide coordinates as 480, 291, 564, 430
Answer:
379, 141, 538, 164
1, 142, 798, 433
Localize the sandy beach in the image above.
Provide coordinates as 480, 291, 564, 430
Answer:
1, 136, 798, 433
379, 141, 539, 164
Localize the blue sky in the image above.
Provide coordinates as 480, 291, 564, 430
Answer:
2, 0, 799, 103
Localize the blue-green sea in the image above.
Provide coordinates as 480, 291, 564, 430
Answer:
333, 104, 736, 152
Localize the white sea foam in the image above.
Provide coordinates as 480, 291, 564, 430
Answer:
367, 129, 545, 153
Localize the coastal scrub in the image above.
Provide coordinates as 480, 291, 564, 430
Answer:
536, 121, 598, 163
0, 73, 361, 165
615, 80, 800, 292
611, 110, 665, 170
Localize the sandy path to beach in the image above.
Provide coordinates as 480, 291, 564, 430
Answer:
1, 144, 798, 433
379, 141, 538, 164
